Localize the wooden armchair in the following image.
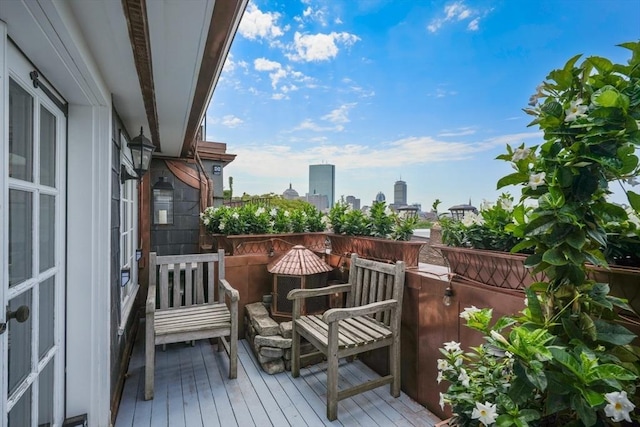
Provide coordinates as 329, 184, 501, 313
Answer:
145, 250, 238, 400
287, 254, 406, 420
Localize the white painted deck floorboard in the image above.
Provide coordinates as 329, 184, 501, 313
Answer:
115, 326, 441, 427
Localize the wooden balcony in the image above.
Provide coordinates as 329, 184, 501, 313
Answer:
115, 325, 441, 426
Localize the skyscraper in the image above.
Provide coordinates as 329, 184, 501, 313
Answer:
394, 180, 407, 206
308, 164, 335, 208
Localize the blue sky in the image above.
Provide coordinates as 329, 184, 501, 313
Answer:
205, 0, 640, 212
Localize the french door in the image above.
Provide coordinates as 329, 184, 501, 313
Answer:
1, 41, 66, 427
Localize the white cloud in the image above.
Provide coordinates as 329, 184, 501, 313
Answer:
221, 115, 243, 128
238, 4, 284, 41
437, 128, 476, 137
322, 104, 356, 124
225, 132, 543, 181
427, 1, 487, 33
253, 58, 312, 93
287, 31, 360, 62
272, 93, 287, 100
335, 17, 343, 24
292, 119, 344, 132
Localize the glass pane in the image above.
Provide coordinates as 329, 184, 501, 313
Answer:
9, 189, 33, 287
8, 289, 33, 396
39, 194, 55, 272
40, 106, 57, 187
39, 277, 55, 359
9, 78, 34, 182
8, 384, 31, 427
38, 358, 55, 426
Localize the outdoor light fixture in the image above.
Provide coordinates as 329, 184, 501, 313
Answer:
443, 286, 454, 306
153, 176, 174, 225
128, 127, 155, 178
121, 268, 131, 287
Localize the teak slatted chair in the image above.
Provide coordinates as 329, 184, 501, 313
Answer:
145, 250, 238, 400
287, 253, 406, 420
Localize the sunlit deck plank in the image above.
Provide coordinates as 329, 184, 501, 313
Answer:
115, 325, 440, 427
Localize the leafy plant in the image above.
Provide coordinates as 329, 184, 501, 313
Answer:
439, 42, 640, 426
200, 203, 325, 235
328, 200, 417, 241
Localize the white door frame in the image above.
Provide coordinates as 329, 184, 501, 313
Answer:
2, 33, 67, 427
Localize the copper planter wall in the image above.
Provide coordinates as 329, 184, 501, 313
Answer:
435, 244, 640, 317
203, 232, 326, 256
327, 233, 425, 268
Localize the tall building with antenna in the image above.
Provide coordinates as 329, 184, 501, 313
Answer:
394, 179, 407, 206
308, 164, 335, 209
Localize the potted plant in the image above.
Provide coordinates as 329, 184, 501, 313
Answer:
200, 203, 326, 255
438, 43, 640, 426
327, 200, 424, 267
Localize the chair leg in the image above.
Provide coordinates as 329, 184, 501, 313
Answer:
390, 340, 400, 397
145, 326, 155, 400
291, 326, 300, 378
229, 334, 238, 379
217, 337, 224, 352
326, 353, 339, 421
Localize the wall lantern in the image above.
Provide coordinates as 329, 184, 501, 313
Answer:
129, 127, 155, 178
153, 176, 174, 225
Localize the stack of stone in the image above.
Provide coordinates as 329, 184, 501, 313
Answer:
245, 302, 293, 374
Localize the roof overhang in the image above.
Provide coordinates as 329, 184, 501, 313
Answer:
2, 0, 247, 158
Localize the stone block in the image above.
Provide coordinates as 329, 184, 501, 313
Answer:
284, 349, 291, 360
261, 358, 285, 375
284, 360, 291, 371
258, 352, 280, 364
260, 346, 284, 359
252, 316, 280, 336
255, 335, 292, 349
245, 302, 270, 320
279, 321, 293, 338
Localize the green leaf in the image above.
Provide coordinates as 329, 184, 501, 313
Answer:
524, 253, 542, 268
496, 415, 517, 427
497, 172, 529, 189
565, 229, 586, 250
542, 247, 568, 265
511, 239, 536, 254
549, 347, 583, 378
591, 363, 638, 382
524, 288, 543, 323
524, 214, 555, 236
587, 56, 614, 74
627, 190, 640, 212
572, 393, 597, 427
595, 319, 637, 345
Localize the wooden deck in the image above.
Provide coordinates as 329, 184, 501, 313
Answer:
115, 329, 441, 427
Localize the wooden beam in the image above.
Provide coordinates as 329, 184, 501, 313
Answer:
181, 0, 248, 158
122, 0, 161, 152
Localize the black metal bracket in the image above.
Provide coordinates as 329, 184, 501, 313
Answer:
121, 165, 139, 183
29, 70, 68, 116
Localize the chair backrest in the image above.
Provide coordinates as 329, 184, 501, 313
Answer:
149, 250, 225, 309
346, 254, 406, 327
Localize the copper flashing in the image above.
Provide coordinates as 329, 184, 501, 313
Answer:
196, 141, 237, 163
268, 245, 333, 276
122, 0, 161, 152
181, 0, 248, 157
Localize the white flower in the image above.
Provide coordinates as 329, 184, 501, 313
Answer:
625, 176, 639, 186
454, 356, 463, 367
284, 210, 290, 217
443, 341, 461, 352
436, 371, 444, 384
270, 208, 278, 217
255, 207, 265, 216
437, 359, 449, 371
512, 147, 531, 162
490, 330, 510, 346
232, 212, 240, 220
471, 401, 498, 425
604, 391, 635, 423
480, 199, 494, 212
528, 172, 546, 190
461, 212, 484, 227
219, 222, 226, 231
199, 212, 205, 219
564, 98, 588, 122
459, 306, 481, 321
499, 198, 513, 212
203, 218, 210, 226
439, 392, 446, 410
458, 369, 470, 388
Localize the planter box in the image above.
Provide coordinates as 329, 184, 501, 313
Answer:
434, 244, 640, 315
328, 233, 425, 268
203, 232, 326, 256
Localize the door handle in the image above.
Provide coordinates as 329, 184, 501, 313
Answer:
7, 305, 30, 323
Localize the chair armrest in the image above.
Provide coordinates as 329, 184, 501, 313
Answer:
287, 283, 351, 300
323, 299, 397, 323
219, 279, 239, 302
146, 283, 157, 314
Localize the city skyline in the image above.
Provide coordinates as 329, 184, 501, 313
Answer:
205, 0, 639, 210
